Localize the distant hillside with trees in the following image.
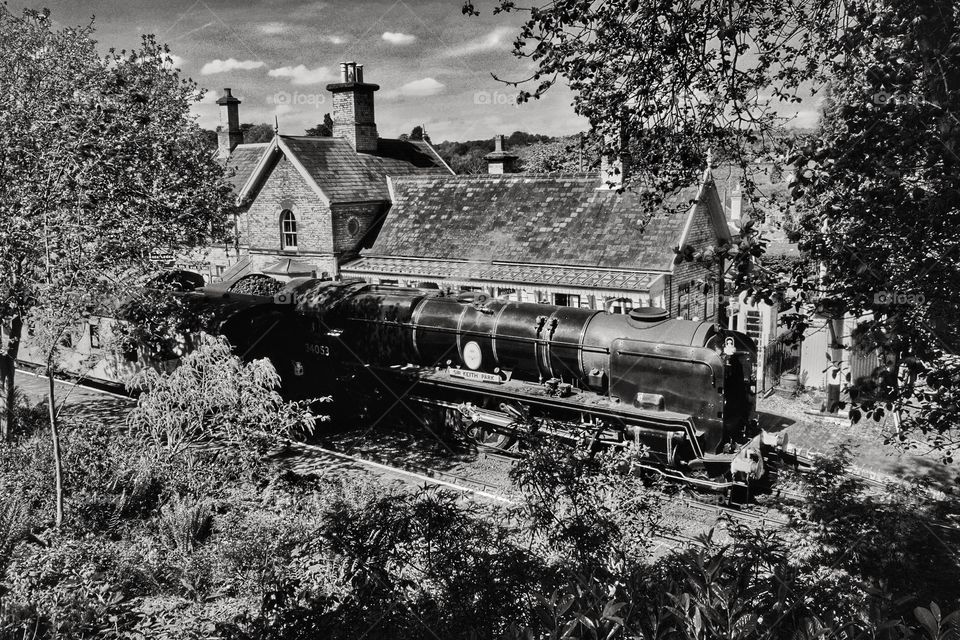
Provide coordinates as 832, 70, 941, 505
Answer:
432, 131, 592, 174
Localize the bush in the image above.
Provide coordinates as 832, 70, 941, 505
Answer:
158, 494, 213, 555
126, 334, 319, 486
510, 431, 667, 571
2, 534, 161, 637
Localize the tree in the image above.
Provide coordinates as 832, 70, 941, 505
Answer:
126, 334, 318, 474
409, 124, 431, 143
0, 6, 235, 525
240, 122, 275, 144
518, 135, 594, 173
465, 0, 960, 453
784, 0, 960, 450
305, 113, 334, 137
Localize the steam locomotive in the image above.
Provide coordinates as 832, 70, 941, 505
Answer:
202, 277, 783, 491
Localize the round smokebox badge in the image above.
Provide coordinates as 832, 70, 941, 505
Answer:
462, 341, 483, 370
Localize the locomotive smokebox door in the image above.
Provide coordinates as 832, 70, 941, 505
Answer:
462, 341, 483, 370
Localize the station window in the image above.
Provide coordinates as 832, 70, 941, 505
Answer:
704, 284, 715, 320
609, 298, 633, 314
280, 209, 298, 249
553, 293, 581, 307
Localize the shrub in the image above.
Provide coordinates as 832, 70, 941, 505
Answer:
126, 333, 319, 485
158, 494, 213, 555
510, 431, 666, 571
2, 534, 160, 637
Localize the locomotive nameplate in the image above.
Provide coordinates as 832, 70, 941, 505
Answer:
448, 367, 504, 384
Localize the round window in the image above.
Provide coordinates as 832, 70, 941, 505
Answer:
347, 217, 361, 237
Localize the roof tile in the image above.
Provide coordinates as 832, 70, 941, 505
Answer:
368, 174, 702, 272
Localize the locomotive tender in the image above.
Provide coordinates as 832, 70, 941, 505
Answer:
208, 278, 775, 488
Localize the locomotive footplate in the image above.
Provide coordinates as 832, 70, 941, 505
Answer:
404, 366, 703, 439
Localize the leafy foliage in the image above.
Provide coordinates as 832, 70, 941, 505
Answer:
126, 334, 319, 470
304, 114, 334, 137
510, 432, 666, 570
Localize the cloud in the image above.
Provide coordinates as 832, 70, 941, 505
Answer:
384, 77, 446, 98
268, 64, 335, 85
382, 31, 416, 45
443, 26, 513, 57
259, 21, 290, 35
201, 58, 265, 75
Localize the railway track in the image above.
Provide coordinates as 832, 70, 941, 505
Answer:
18, 367, 957, 538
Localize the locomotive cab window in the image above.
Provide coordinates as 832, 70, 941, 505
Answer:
280, 209, 298, 250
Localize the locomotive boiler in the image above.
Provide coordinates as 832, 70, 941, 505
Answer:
212, 277, 771, 487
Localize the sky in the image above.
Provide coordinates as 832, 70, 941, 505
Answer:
13, 0, 819, 143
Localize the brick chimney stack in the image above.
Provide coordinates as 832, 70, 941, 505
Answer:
599, 112, 632, 189
216, 88, 243, 160
326, 61, 380, 153
484, 134, 519, 174
729, 182, 743, 222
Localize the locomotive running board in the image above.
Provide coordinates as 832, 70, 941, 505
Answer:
401, 368, 705, 458
412, 395, 749, 495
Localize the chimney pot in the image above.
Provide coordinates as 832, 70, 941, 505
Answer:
339, 62, 348, 82
356, 64, 364, 82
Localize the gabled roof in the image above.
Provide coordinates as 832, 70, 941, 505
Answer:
233, 135, 451, 205
224, 143, 269, 191
363, 172, 729, 273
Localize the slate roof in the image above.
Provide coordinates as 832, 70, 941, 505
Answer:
365, 174, 709, 272
224, 143, 269, 191
231, 135, 451, 204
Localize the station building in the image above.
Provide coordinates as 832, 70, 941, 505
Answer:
207, 62, 452, 282
211, 61, 734, 321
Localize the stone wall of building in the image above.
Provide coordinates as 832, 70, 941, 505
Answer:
240, 156, 332, 255
331, 202, 387, 260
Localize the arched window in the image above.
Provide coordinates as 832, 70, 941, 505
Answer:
280, 209, 297, 249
